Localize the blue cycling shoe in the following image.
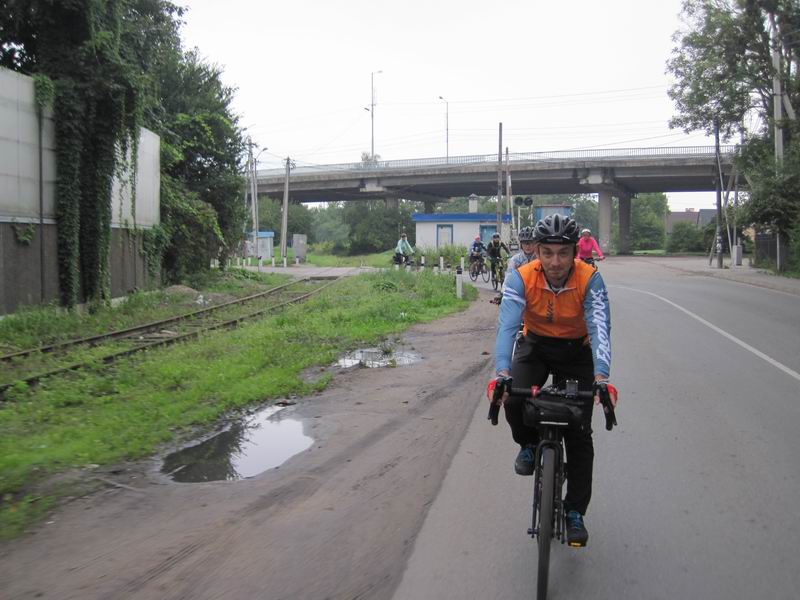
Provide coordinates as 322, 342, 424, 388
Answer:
514, 445, 535, 476
565, 510, 588, 547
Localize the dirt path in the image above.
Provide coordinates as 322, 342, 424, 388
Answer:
1, 290, 498, 600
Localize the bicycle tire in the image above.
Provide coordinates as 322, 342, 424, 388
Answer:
481, 263, 490, 283
537, 447, 556, 600
469, 262, 479, 281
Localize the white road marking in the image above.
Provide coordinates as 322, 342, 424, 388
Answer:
614, 285, 800, 383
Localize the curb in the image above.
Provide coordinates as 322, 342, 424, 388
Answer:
640, 258, 800, 297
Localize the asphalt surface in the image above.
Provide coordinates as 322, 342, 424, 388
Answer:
393, 256, 800, 600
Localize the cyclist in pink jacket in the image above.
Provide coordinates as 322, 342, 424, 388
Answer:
577, 228, 604, 266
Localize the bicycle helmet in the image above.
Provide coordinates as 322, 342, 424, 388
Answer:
474, 235, 481, 241
518, 226, 535, 242
533, 213, 579, 244
492, 233, 500, 239
580, 228, 591, 235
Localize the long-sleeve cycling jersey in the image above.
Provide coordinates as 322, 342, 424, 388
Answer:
506, 250, 535, 275
577, 236, 603, 260
495, 258, 611, 378
395, 238, 414, 255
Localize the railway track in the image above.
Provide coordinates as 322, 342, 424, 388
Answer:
0, 276, 341, 397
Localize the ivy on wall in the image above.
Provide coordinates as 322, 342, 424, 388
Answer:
32, 2, 141, 308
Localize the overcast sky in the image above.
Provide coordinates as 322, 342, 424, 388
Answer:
178, 0, 719, 210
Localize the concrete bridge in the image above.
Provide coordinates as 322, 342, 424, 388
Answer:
257, 145, 738, 253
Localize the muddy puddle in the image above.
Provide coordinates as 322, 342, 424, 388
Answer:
162, 405, 313, 482
338, 347, 421, 368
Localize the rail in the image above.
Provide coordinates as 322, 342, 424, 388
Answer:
257, 145, 739, 178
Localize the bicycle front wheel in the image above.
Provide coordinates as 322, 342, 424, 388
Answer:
537, 447, 556, 600
469, 262, 479, 281
481, 263, 490, 282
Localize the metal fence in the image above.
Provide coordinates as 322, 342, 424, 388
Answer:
257, 145, 738, 178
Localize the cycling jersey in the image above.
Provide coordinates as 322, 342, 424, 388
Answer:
507, 251, 535, 275
487, 241, 509, 260
470, 241, 487, 255
495, 258, 611, 378
577, 236, 603, 260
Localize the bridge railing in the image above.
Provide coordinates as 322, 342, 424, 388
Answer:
257, 145, 738, 178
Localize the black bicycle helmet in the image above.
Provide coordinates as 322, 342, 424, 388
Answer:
533, 213, 579, 244
518, 226, 535, 242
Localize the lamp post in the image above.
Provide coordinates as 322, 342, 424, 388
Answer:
370, 70, 382, 160
438, 95, 449, 162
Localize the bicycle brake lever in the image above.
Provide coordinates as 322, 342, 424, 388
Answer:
601, 396, 617, 431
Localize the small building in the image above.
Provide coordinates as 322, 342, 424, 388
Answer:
412, 213, 512, 249
244, 231, 273, 258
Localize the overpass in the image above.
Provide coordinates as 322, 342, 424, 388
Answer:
257, 145, 738, 253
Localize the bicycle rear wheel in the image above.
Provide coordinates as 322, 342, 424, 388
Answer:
537, 447, 556, 600
491, 266, 499, 290
469, 262, 479, 281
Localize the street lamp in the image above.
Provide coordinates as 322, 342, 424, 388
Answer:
370, 70, 383, 160
438, 95, 449, 162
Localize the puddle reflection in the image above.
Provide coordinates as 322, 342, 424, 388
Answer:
162, 406, 313, 482
338, 348, 421, 368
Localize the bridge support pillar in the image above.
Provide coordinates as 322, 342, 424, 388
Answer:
385, 197, 399, 210
618, 194, 632, 255
598, 190, 613, 254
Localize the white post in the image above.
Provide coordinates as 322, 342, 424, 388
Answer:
258, 257, 263, 272
460, 256, 465, 271
272, 257, 276, 267
283, 257, 287, 268
439, 256, 444, 271
421, 255, 425, 269
456, 266, 463, 299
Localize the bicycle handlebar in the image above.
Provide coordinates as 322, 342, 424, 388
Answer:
488, 381, 617, 431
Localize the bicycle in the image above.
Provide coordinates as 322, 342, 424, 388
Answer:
490, 258, 505, 291
468, 254, 485, 281
488, 380, 617, 600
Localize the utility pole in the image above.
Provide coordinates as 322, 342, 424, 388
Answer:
496, 123, 503, 235
714, 121, 723, 269
280, 157, 292, 261
246, 140, 258, 260
250, 148, 259, 259
770, 13, 786, 271
505, 147, 513, 235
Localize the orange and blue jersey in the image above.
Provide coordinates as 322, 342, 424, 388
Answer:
495, 258, 611, 377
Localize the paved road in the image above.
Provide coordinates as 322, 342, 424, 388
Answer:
393, 257, 800, 600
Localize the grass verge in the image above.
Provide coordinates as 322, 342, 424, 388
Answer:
0, 270, 476, 538
303, 251, 392, 268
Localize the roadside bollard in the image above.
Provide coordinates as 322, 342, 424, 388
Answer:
258, 256, 263, 272
295, 257, 299, 265
456, 266, 463, 299
439, 256, 444, 271
283, 257, 287, 268
433, 266, 439, 274
421, 256, 425, 270
460, 256, 465, 271
272, 257, 276, 267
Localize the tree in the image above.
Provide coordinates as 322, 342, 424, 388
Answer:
258, 198, 315, 246
342, 200, 416, 254
311, 203, 350, 250
630, 193, 667, 250
571, 194, 599, 234
667, 221, 705, 252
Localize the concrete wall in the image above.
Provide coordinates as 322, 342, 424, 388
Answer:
0, 67, 160, 315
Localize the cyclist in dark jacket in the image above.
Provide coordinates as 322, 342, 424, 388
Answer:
486, 233, 509, 280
